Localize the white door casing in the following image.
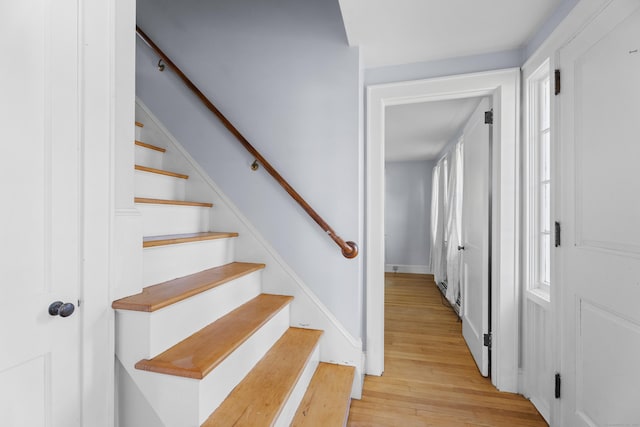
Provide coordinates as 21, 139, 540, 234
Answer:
557, 1, 640, 425
461, 97, 491, 377
0, 0, 82, 425
366, 69, 520, 392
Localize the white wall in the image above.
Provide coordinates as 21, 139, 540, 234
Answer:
135, 0, 363, 337
384, 160, 434, 273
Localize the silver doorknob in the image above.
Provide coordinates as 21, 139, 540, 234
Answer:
48, 301, 75, 318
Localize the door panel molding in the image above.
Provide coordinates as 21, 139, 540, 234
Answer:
557, 2, 640, 425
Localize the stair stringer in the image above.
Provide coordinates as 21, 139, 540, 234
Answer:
135, 98, 365, 398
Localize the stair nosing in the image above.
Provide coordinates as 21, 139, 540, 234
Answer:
135, 164, 188, 179
134, 197, 213, 208
134, 294, 294, 379
142, 231, 238, 248
202, 327, 323, 426
135, 121, 144, 128
112, 262, 265, 312
135, 140, 166, 153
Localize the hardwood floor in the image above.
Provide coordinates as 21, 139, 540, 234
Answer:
348, 273, 547, 427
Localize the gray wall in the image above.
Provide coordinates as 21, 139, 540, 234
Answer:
384, 160, 435, 271
136, 0, 363, 337
365, 49, 522, 86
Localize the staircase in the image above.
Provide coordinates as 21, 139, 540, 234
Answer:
113, 119, 355, 426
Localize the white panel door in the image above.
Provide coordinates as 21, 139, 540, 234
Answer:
557, 1, 640, 425
461, 98, 491, 377
0, 1, 82, 426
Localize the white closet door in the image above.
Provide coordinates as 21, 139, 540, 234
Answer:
461, 97, 491, 377
557, 1, 640, 425
0, 0, 82, 425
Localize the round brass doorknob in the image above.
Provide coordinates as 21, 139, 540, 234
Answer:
48, 301, 75, 318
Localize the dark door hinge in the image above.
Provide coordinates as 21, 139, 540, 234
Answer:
484, 110, 493, 125
555, 69, 561, 95
483, 333, 492, 348
555, 221, 561, 247
555, 373, 561, 398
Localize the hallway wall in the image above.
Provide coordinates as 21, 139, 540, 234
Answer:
135, 0, 363, 337
384, 160, 435, 273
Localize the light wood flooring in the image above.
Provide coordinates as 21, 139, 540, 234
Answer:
347, 273, 547, 427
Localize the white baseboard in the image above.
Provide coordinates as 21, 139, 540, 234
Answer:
385, 264, 431, 274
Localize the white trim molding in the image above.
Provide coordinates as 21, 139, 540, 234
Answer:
81, 0, 136, 425
366, 68, 521, 393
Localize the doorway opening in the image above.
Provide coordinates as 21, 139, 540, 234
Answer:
366, 68, 520, 392
384, 95, 492, 376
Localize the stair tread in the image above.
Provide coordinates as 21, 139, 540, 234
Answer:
135, 140, 166, 152
202, 327, 323, 426
142, 231, 238, 248
135, 121, 144, 127
135, 164, 188, 179
134, 294, 294, 379
134, 197, 213, 208
291, 363, 355, 427
112, 262, 265, 312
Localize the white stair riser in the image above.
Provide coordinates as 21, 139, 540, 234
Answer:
117, 306, 291, 427
137, 203, 211, 236
135, 144, 164, 170
125, 368, 200, 427
135, 125, 142, 142
135, 170, 186, 200
274, 344, 320, 427
143, 238, 235, 286
197, 308, 291, 424
114, 311, 151, 369
116, 271, 262, 358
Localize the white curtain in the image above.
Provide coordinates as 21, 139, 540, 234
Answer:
444, 141, 464, 307
430, 161, 447, 284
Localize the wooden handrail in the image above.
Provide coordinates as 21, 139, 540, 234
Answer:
136, 26, 358, 259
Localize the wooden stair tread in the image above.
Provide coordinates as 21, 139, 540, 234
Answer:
135, 121, 144, 127
112, 262, 265, 312
134, 294, 293, 379
135, 164, 188, 179
142, 231, 238, 248
202, 327, 323, 426
135, 140, 166, 152
134, 197, 213, 208
291, 363, 355, 427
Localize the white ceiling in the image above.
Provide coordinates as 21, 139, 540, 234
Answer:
344, 0, 563, 162
385, 97, 482, 162
339, 0, 562, 68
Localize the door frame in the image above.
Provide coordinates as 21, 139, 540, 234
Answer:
79, 0, 135, 425
365, 68, 521, 392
